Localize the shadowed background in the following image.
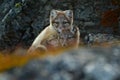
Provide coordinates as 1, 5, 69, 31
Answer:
0, 0, 120, 52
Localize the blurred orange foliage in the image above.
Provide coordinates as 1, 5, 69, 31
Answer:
0, 53, 39, 72
0, 40, 120, 72
101, 8, 120, 27
0, 47, 73, 72
111, 0, 120, 5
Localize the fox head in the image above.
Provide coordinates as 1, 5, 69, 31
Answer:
50, 10, 73, 34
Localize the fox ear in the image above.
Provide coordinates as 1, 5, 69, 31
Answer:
50, 10, 57, 19
65, 10, 73, 19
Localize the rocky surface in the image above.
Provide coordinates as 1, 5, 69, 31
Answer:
0, 46, 120, 80
0, 0, 120, 52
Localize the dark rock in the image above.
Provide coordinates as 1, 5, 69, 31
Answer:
0, 0, 120, 52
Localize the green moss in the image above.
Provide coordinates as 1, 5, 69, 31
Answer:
15, 2, 22, 8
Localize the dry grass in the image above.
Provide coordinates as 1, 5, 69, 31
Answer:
91, 40, 120, 48
0, 53, 38, 72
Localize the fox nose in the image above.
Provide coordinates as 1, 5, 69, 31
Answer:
63, 27, 70, 31
59, 24, 63, 29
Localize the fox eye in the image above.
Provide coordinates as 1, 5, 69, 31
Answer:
52, 22, 58, 27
